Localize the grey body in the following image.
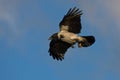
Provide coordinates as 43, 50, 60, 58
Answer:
58, 30, 85, 45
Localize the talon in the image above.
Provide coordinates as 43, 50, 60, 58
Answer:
78, 43, 83, 48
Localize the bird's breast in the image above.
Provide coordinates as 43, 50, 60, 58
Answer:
58, 31, 78, 44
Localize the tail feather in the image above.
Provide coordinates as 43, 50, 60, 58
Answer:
78, 36, 95, 47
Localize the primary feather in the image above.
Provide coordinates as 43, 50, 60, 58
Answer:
59, 7, 83, 33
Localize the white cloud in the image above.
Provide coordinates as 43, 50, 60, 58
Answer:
0, 0, 20, 34
0, 0, 24, 47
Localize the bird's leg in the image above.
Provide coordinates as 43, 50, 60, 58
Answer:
78, 42, 83, 48
77, 36, 90, 47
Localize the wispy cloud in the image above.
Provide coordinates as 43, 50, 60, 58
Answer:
77, 0, 120, 32
0, 0, 20, 36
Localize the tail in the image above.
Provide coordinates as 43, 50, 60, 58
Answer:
78, 36, 95, 47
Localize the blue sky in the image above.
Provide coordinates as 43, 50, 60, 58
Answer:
0, 0, 120, 80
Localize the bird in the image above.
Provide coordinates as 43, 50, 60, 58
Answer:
48, 7, 95, 61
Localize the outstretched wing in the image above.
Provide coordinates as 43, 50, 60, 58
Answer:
48, 39, 71, 61
59, 7, 83, 33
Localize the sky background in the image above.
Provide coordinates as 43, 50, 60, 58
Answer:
0, 0, 120, 80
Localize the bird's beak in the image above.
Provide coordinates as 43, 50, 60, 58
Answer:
48, 37, 52, 40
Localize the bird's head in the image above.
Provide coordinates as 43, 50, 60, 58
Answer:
48, 33, 58, 40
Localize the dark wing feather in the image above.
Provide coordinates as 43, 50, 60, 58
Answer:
48, 39, 71, 61
59, 7, 83, 33
78, 36, 95, 47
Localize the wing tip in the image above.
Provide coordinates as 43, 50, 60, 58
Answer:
49, 52, 64, 61
66, 7, 83, 16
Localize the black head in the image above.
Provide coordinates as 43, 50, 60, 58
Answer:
48, 33, 58, 40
